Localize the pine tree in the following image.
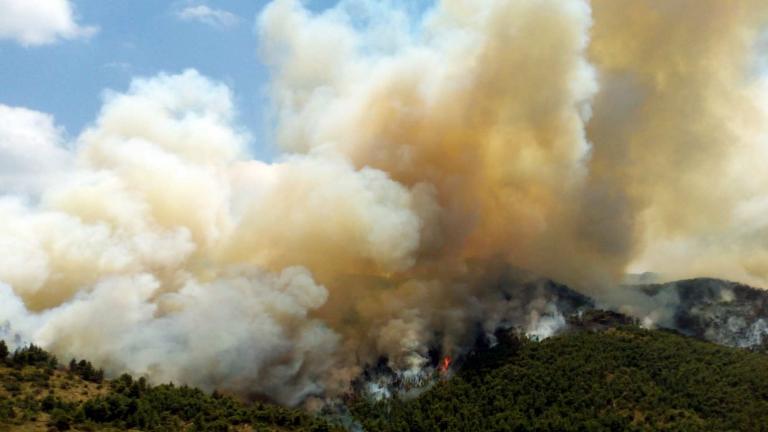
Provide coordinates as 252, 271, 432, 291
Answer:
0, 340, 7, 363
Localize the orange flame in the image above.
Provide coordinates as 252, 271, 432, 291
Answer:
438, 355, 452, 373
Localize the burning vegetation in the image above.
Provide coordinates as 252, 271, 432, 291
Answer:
437, 356, 452, 375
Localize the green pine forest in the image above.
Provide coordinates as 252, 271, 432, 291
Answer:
352, 325, 768, 432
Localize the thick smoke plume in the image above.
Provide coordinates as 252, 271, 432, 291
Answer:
2, 0, 768, 405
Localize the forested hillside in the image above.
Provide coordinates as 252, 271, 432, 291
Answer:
0, 341, 340, 432
351, 325, 768, 432
4, 321, 768, 431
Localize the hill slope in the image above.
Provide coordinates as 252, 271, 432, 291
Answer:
351, 325, 768, 432
0, 342, 340, 432
4, 314, 768, 431
634, 277, 768, 347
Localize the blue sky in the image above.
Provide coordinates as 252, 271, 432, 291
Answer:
0, 0, 339, 160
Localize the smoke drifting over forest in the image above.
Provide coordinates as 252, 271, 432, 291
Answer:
2, 0, 768, 406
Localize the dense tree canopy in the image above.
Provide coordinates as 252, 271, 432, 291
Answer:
352, 327, 768, 432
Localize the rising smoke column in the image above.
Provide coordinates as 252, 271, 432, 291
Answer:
1, 0, 768, 406
253, 0, 606, 383
587, 0, 768, 287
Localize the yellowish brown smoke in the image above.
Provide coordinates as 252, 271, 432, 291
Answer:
1, 0, 768, 405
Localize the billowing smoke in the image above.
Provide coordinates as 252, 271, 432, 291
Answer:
2, 0, 768, 406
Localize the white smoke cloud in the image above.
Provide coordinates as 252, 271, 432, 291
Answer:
0, 67, 436, 404
0, 0, 97, 46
